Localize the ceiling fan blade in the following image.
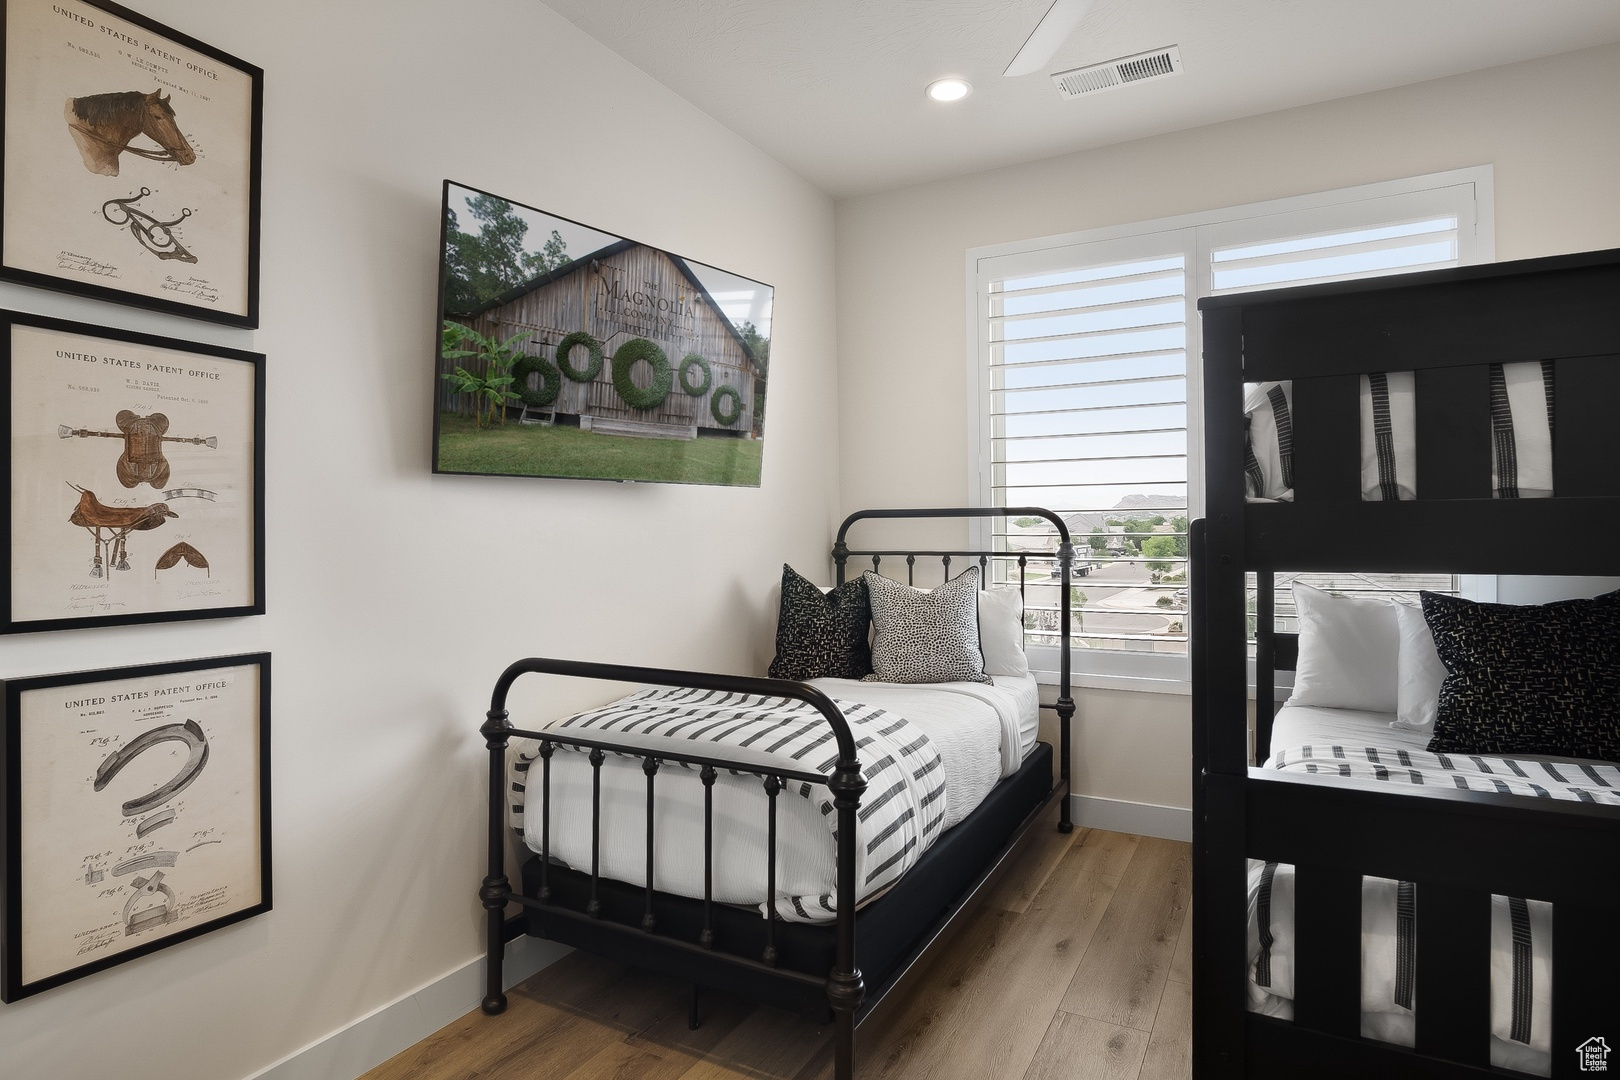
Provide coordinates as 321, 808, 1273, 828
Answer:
1004, 0, 1095, 77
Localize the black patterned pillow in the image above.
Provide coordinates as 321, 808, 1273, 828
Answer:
768, 565, 872, 680
1422, 590, 1620, 760
863, 568, 989, 684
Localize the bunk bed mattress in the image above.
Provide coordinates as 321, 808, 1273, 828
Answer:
512, 674, 1036, 924
1249, 703, 1620, 1076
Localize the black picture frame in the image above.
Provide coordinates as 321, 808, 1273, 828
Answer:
1, 652, 272, 1002
1, 309, 265, 634
0, 0, 263, 327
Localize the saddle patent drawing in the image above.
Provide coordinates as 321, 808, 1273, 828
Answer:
60, 410, 217, 489
67, 483, 212, 577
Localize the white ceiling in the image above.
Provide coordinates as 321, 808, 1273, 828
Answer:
540, 0, 1620, 198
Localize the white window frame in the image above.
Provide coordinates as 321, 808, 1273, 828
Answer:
966, 165, 1496, 693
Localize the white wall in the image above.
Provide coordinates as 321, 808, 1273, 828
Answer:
833, 42, 1620, 816
0, 2, 840, 1078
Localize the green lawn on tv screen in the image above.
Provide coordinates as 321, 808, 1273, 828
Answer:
436, 414, 763, 486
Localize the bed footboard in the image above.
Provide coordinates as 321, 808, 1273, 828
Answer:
1202, 770, 1620, 1079
480, 658, 867, 1080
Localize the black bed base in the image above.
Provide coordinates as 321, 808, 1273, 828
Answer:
1192, 250, 1620, 1080
480, 507, 1077, 1080
521, 741, 1057, 1018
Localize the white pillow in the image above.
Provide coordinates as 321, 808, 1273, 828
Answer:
1393, 600, 1447, 731
1289, 582, 1398, 714
978, 587, 1030, 679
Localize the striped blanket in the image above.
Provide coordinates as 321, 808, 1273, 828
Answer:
1270, 744, 1620, 804
512, 687, 944, 923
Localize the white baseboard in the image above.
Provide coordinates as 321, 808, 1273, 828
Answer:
1070, 794, 1192, 842
244, 799, 1185, 1080
245, 935, 569, 1080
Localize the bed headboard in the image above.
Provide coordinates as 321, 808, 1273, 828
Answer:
1196, 247, 1620, 766
831, 506, 1076, 813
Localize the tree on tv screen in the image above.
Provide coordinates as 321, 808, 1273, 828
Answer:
443, 195, 569, 313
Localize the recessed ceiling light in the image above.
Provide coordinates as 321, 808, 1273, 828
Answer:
926, 78, 972, 103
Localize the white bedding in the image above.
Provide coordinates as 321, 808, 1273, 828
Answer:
1265, 702, 1432, 762
1249, 703, 1600, 1076
512, 673, 1036, 920
813, 672, 1039, 825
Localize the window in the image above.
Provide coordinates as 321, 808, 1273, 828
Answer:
968, 167, 1494, 690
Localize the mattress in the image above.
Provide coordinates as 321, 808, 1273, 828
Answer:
1264, 702, 1431, 763
512, 675, 1034, 923
1248, 703, 1620, 1077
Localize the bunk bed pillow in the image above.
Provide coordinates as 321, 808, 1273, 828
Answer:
1422, 589, 1620, 760
1394, 600, 1448, 731
768, 565, 872, 681
1490, 361, 1555, 499
978, 587, 1031, 679
863, 567, 990, 684
1289, 582, 1399, 714
1359, 371, 1417, 501
1243, 381, 1294, 502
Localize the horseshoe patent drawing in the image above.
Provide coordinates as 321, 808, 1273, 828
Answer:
93, 719, 209, 816
123, 870, 179, 937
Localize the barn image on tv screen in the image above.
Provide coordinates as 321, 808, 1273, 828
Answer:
434, 182, 771, 487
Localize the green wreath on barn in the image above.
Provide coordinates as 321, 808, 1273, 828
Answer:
510, 353, 561, 407
677, 352, 712, 397
710, 384, 743, 426
554, 331, 604, 382
611, 338, 673, 411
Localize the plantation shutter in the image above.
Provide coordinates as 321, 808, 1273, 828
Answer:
1207, 214, 1461, 294
971, 170, 1489, 683
980, 241, 1194, 668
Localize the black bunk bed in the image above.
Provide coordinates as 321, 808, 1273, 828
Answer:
479, 507, 1076, 1080
1191, 248, 1620, 1079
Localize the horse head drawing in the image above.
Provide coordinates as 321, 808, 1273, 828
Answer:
65, 89, 197, 177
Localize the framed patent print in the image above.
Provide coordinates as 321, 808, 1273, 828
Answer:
0, 0, 263, 325
2, 653, 271, 1001
2, 310, 265, 634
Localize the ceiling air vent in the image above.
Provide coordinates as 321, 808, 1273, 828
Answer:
1052, 45, 1182, 99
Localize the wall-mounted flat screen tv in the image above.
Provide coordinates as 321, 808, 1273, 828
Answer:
432, 180, 772, 486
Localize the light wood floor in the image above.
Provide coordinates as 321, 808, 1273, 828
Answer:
363, 817, 1191, 1080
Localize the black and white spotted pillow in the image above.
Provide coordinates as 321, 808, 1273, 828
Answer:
1422, 589, 1620, 761
768, 565, 872, 681
862, 567, 989, 685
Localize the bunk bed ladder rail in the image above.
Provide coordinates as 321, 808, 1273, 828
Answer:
480, 659, 867, 1080
832, 506, 1075, 832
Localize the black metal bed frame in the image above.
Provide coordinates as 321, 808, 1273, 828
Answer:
479, 506, 1075, 1080
1192, 249, 1620, 1080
